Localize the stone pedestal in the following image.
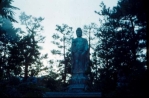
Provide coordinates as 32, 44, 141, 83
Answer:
68, 73, 88, 92
43, 68, 102, 97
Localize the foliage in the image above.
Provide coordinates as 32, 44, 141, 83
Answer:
18, 81, 50, 97
51, 24, 73, 83
0, 1, 61, 97
18, 12, 47, 81
0, 12, 48, 81
0, 17, 21, 80
0, 0, 19, 22
83, 23, 99, 89
0, 76, 51, 97
93, 0, 147, 96
0, 77, 22, 97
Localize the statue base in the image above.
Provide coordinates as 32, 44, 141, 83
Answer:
68, 73, 88, 92
68, 84, 86, 93
43, 73, 102, 97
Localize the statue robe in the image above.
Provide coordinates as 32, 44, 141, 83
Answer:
71, 38, 89, 74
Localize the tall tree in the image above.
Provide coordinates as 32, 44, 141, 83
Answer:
83, 23, 99, 88
83, 23, 98, 60
51, 24, 73, 83
94, 0, 147, 96
18, 12, 47, 81
0, 17, 20, 80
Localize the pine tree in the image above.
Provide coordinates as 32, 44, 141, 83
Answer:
19, 12, 47, 81
51, 24, 73, 83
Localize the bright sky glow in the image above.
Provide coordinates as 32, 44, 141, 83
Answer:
12, 0, 118, 66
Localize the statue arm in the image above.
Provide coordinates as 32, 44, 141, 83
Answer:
71, 39, 75, 56
71, 39, 75, 71
85, 39, 89, 52
84, 39, 89, 70
82, 39, 89, 55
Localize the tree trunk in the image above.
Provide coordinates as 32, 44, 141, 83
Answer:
24, 63, 28, 81
63, 35, 66, 83
146, 2, 149, 70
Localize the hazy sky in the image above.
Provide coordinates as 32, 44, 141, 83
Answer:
12, 0, 118, 61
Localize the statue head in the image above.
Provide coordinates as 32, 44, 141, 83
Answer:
76, 27, 82, 37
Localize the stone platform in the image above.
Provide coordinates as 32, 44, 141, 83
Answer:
44, 92, 102, 97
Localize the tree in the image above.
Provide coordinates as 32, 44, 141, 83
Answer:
18, 12, 47, 81
83, 23, 99, 89
0, 17, 20, 80
0, 0, 19, 22
94, 0, 147, 96
51, 24, 73, 84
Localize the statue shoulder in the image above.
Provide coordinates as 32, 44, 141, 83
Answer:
82, 38, 88, 42
72, 38, 77, 43
72, 38, 79, 45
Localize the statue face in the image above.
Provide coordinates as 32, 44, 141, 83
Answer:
76, 30, 82, 37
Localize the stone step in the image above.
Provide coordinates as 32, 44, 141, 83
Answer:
43, 92, 102, 97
